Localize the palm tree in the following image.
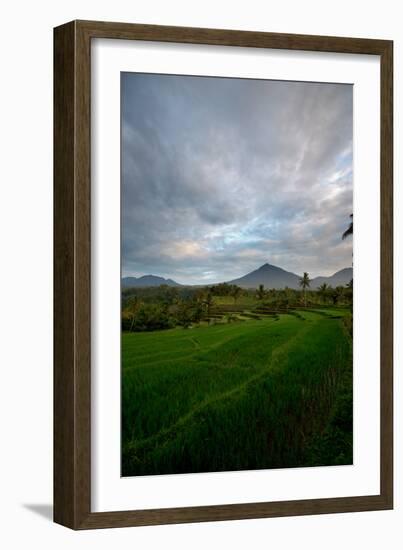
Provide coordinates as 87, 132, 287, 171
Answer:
342, 214, 353, 240
256, 284, 265, 300
299, 272, 311, 307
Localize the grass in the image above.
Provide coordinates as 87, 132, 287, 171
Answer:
122, 308, 352, 476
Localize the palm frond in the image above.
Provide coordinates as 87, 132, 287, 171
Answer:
342, 214, 353, 240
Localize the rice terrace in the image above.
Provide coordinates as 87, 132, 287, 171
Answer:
121, 72, 354, 477
121, 268, 353, 476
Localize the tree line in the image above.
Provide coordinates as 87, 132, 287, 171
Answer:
122, 279, 353, 332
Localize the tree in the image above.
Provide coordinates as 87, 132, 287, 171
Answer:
177, 301, 193, 328
203, 291, 214, 318
329, 289, 337, 305
127, 296, 141, 332
231, 286, 242, 304
331, 285, 345, 305
160, 286, 179, 306
299, 272, 311, 307
256, 284, 265, 300
195, 288, 207, 304
284, 286, 294, 309
318, 283, 329, 304
190, 295, 204, 324
342, 214, 353, 240
133, 303, 173, 331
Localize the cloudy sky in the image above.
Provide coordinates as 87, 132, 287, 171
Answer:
121, 72, 353, 284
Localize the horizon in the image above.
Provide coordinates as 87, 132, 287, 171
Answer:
122, 73, 353, 284
122, 261, 353, 286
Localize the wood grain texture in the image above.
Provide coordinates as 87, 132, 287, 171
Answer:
54, 21, 91, 529
54, 20, 393, 530
54, 21, 76, 528
75, 19, 390, 54
380, 41, 393, 506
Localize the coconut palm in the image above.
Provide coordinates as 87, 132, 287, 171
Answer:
342, 214, 353, 240
299, 272, 311, 307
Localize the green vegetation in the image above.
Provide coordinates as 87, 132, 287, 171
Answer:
299, 272, 311, 307
121, 282, 353, 332
342, 214, 353, 240
122, 288, 353, 476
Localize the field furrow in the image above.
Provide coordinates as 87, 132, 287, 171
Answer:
122, 308, 352, 476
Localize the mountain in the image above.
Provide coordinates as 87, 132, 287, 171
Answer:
310, 268, 353, 289
122, 275, 181, 288
227, 263, 301, 289
122, 265, 353, 290
227, 263, 352, 289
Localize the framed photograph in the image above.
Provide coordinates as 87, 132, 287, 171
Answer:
54, 20, 393, 529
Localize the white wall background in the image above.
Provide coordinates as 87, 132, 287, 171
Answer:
0, 1, 400, 548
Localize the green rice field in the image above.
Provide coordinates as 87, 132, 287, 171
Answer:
122, 307, 352, 476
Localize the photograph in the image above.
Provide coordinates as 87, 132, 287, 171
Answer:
120, 72, 354, 477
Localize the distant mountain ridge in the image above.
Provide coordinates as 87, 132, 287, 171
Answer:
122, 264, 352, 290
122, 275, 181, 288
228, 263, 300, 289
228, 263, 352, 290
310, 268, 353, 289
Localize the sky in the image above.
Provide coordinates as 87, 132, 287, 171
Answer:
121, 72, 353, 285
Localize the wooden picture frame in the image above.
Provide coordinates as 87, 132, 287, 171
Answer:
54, 20, 393, 529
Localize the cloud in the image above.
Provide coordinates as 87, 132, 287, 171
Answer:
122, 73, 353, 284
